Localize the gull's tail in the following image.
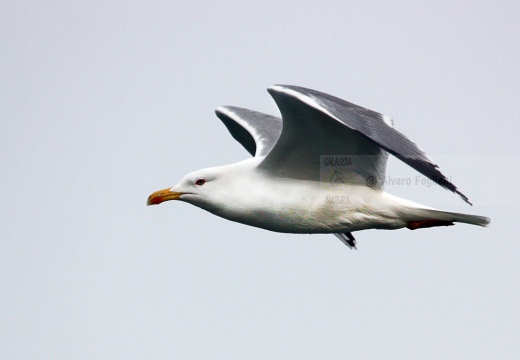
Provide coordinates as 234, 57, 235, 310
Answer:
402, 208, 490, 230
386, 194, 490, 229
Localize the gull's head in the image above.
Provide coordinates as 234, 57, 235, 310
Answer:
147, 166, 231, 211
148, 158, 261, 218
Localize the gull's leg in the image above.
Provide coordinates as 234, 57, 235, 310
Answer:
406, 220, 454, 230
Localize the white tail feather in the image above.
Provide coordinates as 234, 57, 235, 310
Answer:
405, 208, 490, 227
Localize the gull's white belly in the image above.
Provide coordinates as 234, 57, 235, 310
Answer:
210, 178, 406, 233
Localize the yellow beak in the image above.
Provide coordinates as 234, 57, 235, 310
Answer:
147, 187, 183, 206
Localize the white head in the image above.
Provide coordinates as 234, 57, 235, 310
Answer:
147, 166, 227, 212
147, 158, 261, 215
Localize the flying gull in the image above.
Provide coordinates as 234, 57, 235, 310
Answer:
148, 85, 489, 249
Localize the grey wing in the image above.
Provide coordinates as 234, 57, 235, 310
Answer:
258, 86, 391, 191
263, 85, 471, 204
215, 106, 282, 157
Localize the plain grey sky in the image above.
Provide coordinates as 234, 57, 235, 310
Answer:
1, 1, 519, 358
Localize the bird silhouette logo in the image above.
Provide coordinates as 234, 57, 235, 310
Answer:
326, 170, 348, 191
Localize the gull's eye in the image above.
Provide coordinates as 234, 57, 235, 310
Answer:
195, 178, 206, 186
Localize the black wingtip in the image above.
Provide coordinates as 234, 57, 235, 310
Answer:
340, 232, 357, 250
456, 190, 472, 206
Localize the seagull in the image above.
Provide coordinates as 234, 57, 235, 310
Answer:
148, 85, 489, 249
